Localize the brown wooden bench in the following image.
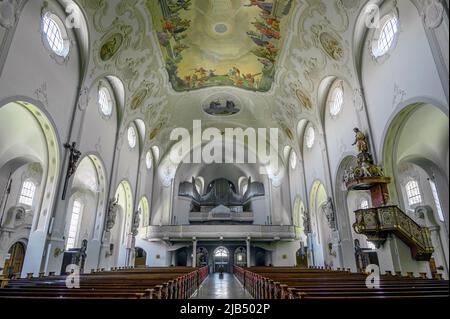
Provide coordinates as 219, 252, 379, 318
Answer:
234, 266, 449, 300
0, 266, 209, 300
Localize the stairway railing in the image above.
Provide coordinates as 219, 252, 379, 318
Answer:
353, 205, 434, 261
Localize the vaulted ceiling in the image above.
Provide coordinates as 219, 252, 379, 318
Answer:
77, 0, 365, 158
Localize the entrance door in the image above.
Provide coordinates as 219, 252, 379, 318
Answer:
214, 247, 229, 273
134, 247, 147, 268
3, 242, 25, 278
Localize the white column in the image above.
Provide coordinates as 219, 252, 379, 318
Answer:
193, 238, 197, 268
246, 237, 251, 268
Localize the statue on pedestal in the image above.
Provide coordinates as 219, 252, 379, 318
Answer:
131, 210, 141, 237
353, 128, 369, 154
322, 198, 336, 230
106, 197, 119, 232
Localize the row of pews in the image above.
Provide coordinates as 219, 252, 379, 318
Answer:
234, 266, 449, 300
0, 266, 209, 299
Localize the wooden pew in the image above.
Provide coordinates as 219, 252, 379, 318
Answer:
234, 266, 449, 300
0, 266, 209, 300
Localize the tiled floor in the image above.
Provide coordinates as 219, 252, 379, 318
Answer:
192, 273, 253, 299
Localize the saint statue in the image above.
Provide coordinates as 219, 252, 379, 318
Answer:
302, 211, 311, 234
131, 210, 141, 236
106, 197, 119, 231
352, 128, 369, 154
322, 197, 336, 230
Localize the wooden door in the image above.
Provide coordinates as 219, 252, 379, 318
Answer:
3, 242, 25, 278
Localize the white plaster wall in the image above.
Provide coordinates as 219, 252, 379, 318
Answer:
361, 0, 448, 158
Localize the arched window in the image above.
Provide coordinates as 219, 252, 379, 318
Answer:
373, 15, 399, 58
305, 125, 315, 149
405, 180, 422, 206
152, 146, 160, 162
66, 200, 83, 250
98, 87, 113, 117
127, 126, 137, 149
429, 179, 445, 222
329, 86, 344, 117
145, 151, 153, 170
215, 247, 228, 258
360, 199, 370, 210
42, 12, 69, 57
290, 151, 298, 170
18, 180, 36, 206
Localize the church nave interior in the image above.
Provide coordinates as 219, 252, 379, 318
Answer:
0, 0, 448, 304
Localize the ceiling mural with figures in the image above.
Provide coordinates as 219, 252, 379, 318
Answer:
147, 0, 295, 92
75, 0, 363, 156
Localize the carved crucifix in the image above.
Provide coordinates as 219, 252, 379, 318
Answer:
62, 142, 82, 200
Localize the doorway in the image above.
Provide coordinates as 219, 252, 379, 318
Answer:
214, 247, 230, 273
3, 242, 26, 278
134, 247, 147, 268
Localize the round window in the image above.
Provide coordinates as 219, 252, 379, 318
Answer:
42, 12, 69, 57
98, 87, 113, 117
329, 86, 344, 117
372, 15, 399, 58
145, 151, 153, 170
305, 126, 315, 149
127, 126, 137, 148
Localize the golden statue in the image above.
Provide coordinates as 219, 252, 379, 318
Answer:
353, 128, 369, 154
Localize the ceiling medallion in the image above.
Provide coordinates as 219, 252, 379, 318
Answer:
202, 93, 241, 116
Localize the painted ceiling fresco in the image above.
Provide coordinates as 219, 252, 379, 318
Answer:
147, 0, 294, 92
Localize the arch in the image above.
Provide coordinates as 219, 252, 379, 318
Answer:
213, 246, 230, 273
381, 102, 449, 277
308, 180, 328, 267
334, 155, 362, 272
381, 102, 448, 210
66, 154, 107, 250
0, 100, 60, 276
138, 196, 150, 228
292, 196, 306, 244
2, 242, 26, 278
111, 180, 134, 267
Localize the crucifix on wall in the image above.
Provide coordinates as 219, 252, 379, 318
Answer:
62, 142, 82, 200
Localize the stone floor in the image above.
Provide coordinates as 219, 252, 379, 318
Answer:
191, 273, 253, 299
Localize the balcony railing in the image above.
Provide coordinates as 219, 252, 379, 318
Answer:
143, 224, 296, 241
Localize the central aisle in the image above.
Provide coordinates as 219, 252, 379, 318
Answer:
191, 273, 253, 299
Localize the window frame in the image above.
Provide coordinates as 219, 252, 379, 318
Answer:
127, 126, 137, 149
66, 199, 84, 250
98, 86, 114, 118
360, 199, 370, 210
429, 179, 445, 223
405, 179, 423, 207
329, 84, 344, 118
41, 11, 70, 60
18, 180, 37, 207
145, 151, 153, 170
370, 13, 400, 63
305, 125, 316, 149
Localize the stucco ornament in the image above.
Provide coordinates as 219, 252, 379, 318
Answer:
422, 0, 444, 29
